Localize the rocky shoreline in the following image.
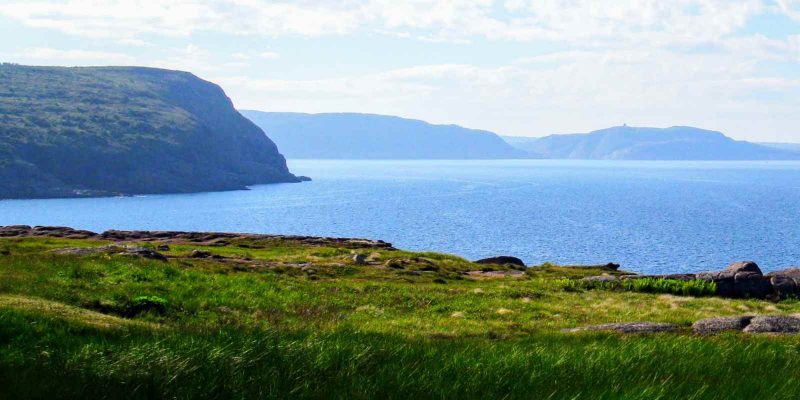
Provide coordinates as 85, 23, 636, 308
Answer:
0, 225, 395, 250
4, 225, 799, 300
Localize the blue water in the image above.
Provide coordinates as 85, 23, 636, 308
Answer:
2, 160, 800, 274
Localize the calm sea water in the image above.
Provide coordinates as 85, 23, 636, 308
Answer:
2, 160, 799, 274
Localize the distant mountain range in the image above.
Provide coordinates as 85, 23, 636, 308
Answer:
503, 126, 800, 160
0, 64, 301, 199
758, 142, 800, 153
240, 111, 527, 159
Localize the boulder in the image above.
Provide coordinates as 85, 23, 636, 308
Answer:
604, 263, 621, 271
190, 249, 213, 258
766, 268, 800, 299
696, 261, 771, 298
156, 244, 171, 251
352, 254, 367, 265
474, 256, 525, 267
742, 315, 800, 334
692, 316, 753, 335
567, 322, 680, 334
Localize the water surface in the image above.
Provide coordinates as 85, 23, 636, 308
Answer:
2, 160, 799, 274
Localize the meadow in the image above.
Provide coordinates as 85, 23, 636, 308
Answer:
2, 236, 800, 399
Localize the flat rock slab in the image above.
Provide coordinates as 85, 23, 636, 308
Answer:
693, 316, 754, 335
743, 315, 800, 334
566, 322, 680, 334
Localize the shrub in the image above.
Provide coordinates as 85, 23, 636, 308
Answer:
127, 295, 169, 316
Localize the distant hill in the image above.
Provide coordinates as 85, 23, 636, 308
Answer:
503, 126, 800, 160
240, 111, 527, 159
758, 142, 800, 153
0, 64, 302, 199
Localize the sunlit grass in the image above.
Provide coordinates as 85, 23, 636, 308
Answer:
2, 237, 800, 399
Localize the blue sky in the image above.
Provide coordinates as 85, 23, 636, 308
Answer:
2, 0, 799, 142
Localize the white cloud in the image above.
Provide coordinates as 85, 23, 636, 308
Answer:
0, 0, 768, 45
1, 0, 798, 141
258, 51, 279, 59
0, 1, 364, 38
778, 0, 800, 20
3, 47, 135, 65
218, 46, 800, 140
117, 38, 153, 47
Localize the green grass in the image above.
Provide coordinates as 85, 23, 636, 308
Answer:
574, 277, 718, 297
2, 237, 800, 399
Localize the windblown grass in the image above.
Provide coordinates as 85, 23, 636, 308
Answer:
1, 237, 799, 399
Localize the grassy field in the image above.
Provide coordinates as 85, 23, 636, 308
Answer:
2, 236, 800, 399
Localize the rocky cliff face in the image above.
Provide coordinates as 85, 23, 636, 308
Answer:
0, 64, 302, 199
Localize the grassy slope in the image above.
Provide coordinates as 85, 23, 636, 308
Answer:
0, 64, 296, 198
2, 237, 800, 399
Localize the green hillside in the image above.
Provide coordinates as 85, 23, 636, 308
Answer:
0, 64, 301, 199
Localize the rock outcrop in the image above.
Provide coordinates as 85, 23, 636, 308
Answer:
765, 268, 800, 299
692, 316, 754, 335
607, 261, 790, 300
695, 261, 772, 298
53, 244, 167, 261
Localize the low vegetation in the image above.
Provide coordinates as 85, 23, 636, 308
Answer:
574, 277, 718, 297
2, 236, 800, 399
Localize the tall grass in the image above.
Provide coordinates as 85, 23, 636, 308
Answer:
2, 309, 800, 400
566, 278, 717, 297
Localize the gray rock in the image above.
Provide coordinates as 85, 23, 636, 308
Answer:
53, 245, 167, 261
567, 322, 680, 334
190, 249, 213, 258
743, 315, 800, 334
120, 245, 168, 262
692, 316, 753, 335
766, 268, 800, 299
474, 256, 525, 267
352, 254, 367, 265
696, 261, 771, 298
156, 244, 171, 251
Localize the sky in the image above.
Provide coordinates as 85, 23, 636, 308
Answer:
1, 1, 800, 142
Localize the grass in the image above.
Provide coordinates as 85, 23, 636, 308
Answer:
2, 237, 800, 399
574, 277, 718, 297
